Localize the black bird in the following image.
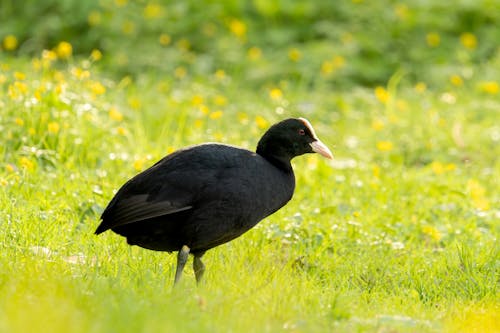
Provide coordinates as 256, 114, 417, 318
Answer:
95, 118, 332, 285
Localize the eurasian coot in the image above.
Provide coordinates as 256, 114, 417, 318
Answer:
95, 118, 332, 285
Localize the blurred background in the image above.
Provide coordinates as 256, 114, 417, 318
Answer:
2, 0, 499, 87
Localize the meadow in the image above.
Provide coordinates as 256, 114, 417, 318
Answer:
0, 0, 499, 332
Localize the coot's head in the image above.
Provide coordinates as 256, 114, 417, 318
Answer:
256, 118, 333, 167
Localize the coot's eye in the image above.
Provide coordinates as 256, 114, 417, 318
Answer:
298, 129, 305, 135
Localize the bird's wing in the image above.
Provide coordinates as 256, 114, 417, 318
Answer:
95, 167, 198, 234
96, 190, 194, 234
109, 194, 192, 224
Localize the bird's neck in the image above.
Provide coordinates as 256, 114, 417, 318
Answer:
256, 143, 293, 172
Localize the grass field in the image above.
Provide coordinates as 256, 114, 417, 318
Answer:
1, 1, 499, 332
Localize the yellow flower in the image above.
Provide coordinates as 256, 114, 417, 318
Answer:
2, 34, 18, 50
288, 48, 301, 62
15, 118, 24, 126
472, 197, 490, 211
421, 225, 442, 241
372, 164, 381, 178
414, 82, 427, 93
194, 119, 204, 129
5, 164, 16, 173
28, 128, 36, 136
321, 61, 334, 76
174, 66, 187, 79
88, 11, 102, 26
71, 67, 90, 80
396, 99, 408, 112
269, 88, 283, 101
247, 47, 262, 60
431, 161, 456, 175
371, 119, 385, 131
0, 74, 6, 84
19, 157, 35, 171
176, 39, 190, 51
213, 132, 224, 141
388, 114, 400, 124
237, 112, 249, 124
213, 95, 227, 106
109, 107, 123, 121
321, 56, 346, 76
479, 81, 499, 95
159, 33, 171, 46
90, 81, 106, 95
48, 122, 60, 134
8, 81, 29, 99
376, 141, 393, 152
119, 76, 132, 88
34, 89, 42, 101
54, 71, 65, 82
191, 95, 204, 106
54, 83, 65, 95
56, 41, 72, 59
198, 104, 209, 115
332, 55, 346, 68
255, 115, 269, 129
116, 126, 127, 136
32, 58, 42, 71
460, 32, 477, 50
394, 4, 409, 20
16, 81, 28, 93
143, 3, 163, 19
209, 110, 223, 119
426, 33, 440, 47
449, 75, 463, 87
115, 0, 127, 6
133, 158, 146, 171
374, 86, 390, 104
229, 19, 246, 38
128, 96, 141, 109
467, 179, 485, 198
90, 49, 102, 61
14, 71, 26, 80
42, 49, 57, 62
467, 179, 490, 211
214, 69, 226, 80
35, 85, 46, 94
446, 163, 456, 172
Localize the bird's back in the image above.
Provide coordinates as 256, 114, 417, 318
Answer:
96, 143, 295, 253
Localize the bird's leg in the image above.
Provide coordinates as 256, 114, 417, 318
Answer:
193, 252, 206, 284
174, 245, 190, 285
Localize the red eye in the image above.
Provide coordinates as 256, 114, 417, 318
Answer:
298, 129, 305, 135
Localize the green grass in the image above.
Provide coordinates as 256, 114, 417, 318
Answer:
0, 53, 498, 332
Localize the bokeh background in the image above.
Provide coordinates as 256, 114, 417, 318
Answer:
2, 0, 499, 86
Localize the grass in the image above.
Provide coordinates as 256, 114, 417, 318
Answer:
0, 53, 498, 332
1, 1, 500, 330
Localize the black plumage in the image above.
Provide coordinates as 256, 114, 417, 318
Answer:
95, 118, 332, 284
